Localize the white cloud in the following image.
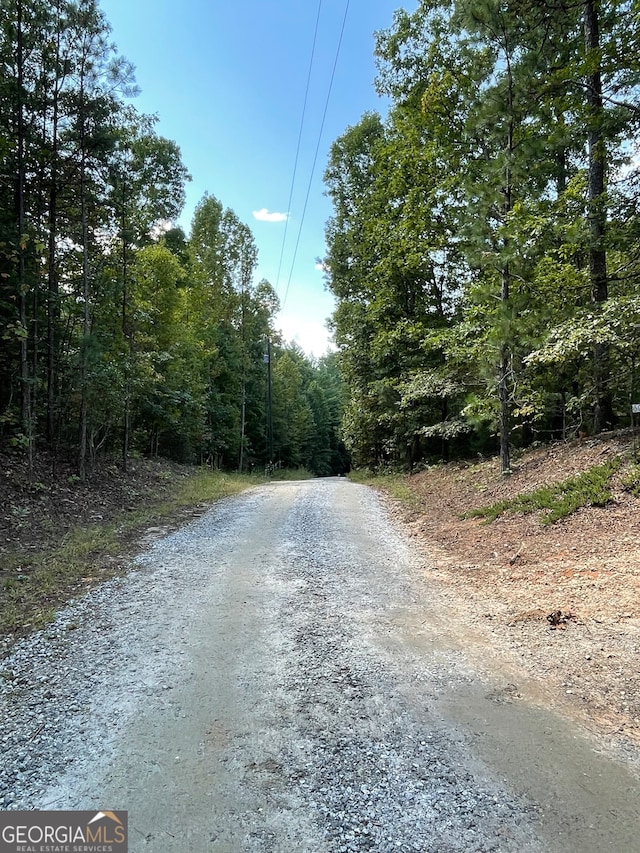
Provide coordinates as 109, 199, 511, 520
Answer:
315, 261, 328, 272
277, 314, 335, 359
253, 208, 288, 223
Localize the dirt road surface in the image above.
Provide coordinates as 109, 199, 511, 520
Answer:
2, 478, 639, 851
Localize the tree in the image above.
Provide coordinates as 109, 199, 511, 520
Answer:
324, 0, 640, 472
107, 115, 189, 469
0, 1, 347, 475
188, 195, 264, 469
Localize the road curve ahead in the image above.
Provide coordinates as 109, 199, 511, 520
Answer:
2, 478, 639, 852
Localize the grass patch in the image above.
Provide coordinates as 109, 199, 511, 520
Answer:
172, 469, 266, 504
2, 522, 123, 637
349, 469, 424, 513
465, 458, 620, 525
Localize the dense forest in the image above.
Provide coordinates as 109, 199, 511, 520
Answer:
324, 0, 640, 472
3, 0, 640, 481
0, 0, 349, 477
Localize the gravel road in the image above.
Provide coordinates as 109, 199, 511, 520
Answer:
2, 478, 639, 852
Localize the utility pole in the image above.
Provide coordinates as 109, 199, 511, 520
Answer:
264, 338, 273, 468
238, 274, 247, 474
239, 385, 246, 473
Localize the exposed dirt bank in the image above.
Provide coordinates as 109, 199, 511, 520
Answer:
0, 451, 192, 554
380, 433, 640, 765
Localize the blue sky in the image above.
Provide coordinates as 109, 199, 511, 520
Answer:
98, 0, 412, 357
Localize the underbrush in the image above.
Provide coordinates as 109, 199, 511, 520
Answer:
464, 458, 621, 524
352, 449, 629, 528
620, 463, 640, 497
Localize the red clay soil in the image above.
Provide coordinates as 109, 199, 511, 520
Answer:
385, 433, 640, 765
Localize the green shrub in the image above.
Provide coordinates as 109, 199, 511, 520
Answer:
465, 458, 620, 525
621, 464, 640, 497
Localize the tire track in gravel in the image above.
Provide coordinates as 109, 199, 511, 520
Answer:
1, 478, 639, 852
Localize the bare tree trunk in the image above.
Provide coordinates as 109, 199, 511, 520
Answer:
16, 0, 31, 442
555, 110, 567, 195
498, 314, 511, 474
584, 0, 612, 433
77, 60, 89, 479
46, 7, 64, 448
78, 179, 89, 479
122, 383, 130, 472
46, 166, 59, 447
238, 275, 248, 473
121, 174, 130, 472
266, 337, 273, 465
498, 60, 514, 476
239, 384, 246, 473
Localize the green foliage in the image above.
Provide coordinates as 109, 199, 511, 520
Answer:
348, 468, 424, 514
620, 464, 640, 497
269, 347, 347, 476
324, 0, 640, 469
465, 458, 621, 525
0, 1, 349, 478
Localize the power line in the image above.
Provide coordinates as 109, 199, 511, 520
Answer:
275, 0, 323, 298
282, 0, 351, 310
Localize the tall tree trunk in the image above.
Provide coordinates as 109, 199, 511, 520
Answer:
266, 337, 273, 466
122, 386, 130, 471
121, 175, 130, 472
498, 304, 511, 474
555, 110, 567, 195
46, 185, 59, 446
239, 384, 246, 473
16, 0, 30, 440
498, 61, 515, 475
238, 277, 248, 473
77, 66, 89, 479
78, 172, 89, 479
584, 0, 612, 433
47, 69, 61, 447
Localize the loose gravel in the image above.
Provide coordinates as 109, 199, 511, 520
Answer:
268, 487, 541, 852
1, 479, 634, 851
